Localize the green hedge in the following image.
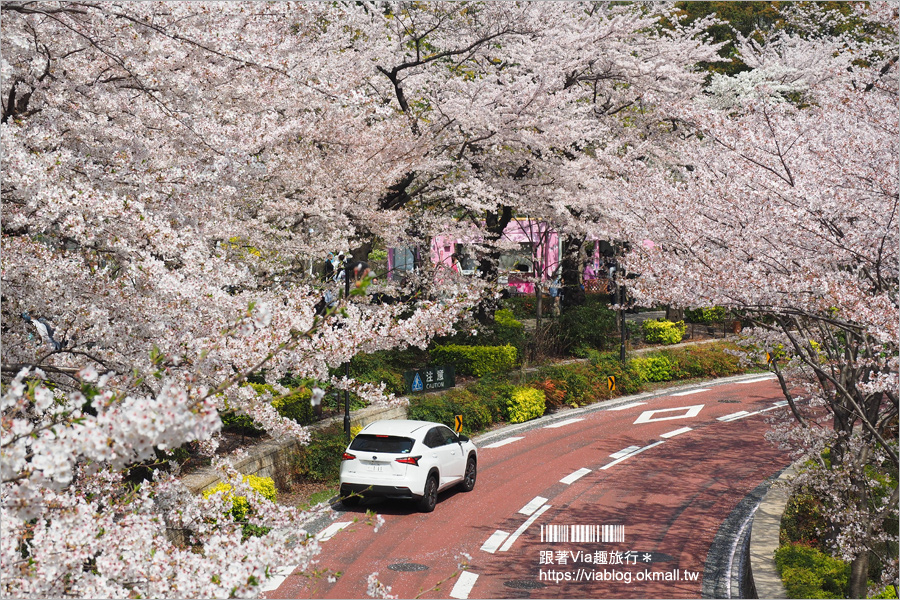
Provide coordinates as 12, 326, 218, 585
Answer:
641, 319, 686, 345
407, 389, 494, 433
559, 298, 617, 352
630, 355, 677, 382
493, 309, 526, 352
685, 306, 727, 324
220, 382, 318, 434
293, 425, 347, 482
775, 543, 849, 599
507, 387, 546, 424
431, 344, 517, 377
409, 342, 747, 437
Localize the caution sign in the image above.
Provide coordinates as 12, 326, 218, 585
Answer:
766, 352, 773, 364
607, 375, 616, 392
454, 415, 463, 433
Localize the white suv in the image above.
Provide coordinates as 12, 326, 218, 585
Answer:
338, 420, 478, 512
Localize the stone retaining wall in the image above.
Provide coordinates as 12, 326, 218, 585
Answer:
181, 403, 407, 494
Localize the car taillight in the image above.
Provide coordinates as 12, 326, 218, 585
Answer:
341, 452, 356, 461
395, 456, 421, 466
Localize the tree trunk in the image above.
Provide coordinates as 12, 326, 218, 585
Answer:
560, 234, 586, 310
849, 552, 869, 599
475, 205, 513, 325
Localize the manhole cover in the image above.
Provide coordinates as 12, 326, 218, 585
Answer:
718, 399, 740, 403
504, 580, 546, 589
388, 563, 429, 572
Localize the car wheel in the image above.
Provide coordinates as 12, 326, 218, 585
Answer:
341, 494, 360, 508
417, 475, 438, 513
460, 456, 476, 492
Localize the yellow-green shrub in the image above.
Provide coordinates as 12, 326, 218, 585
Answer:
630, 355, 677, 382
202, 475, 277, 521
506, 387, 546, 424
641, 320, 686, 345
431, 344, 517, 377
248, 383, 317, 425
774, 543, 849, 599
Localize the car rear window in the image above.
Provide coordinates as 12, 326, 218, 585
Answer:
349, 434, 415, 454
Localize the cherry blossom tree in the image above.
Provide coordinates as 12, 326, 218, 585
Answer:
344, 2, 725, 321
2, 2, 476, 596
617, 3, 898, 596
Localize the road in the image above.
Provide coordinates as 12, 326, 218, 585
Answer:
264, 375, 792, 599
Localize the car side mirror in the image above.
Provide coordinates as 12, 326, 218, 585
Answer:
457, 434, 469, 443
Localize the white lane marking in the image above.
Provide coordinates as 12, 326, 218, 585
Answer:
634, 404, 704, 424
670, 388, 710, 396
480, 530, 510, 554
546, 418, 584, 429
600, 440, 665, 470
260, 565, 297, 593
717, 411, 749, 422
737, 376, 777, 384
608, 401, 647, 411
610, 445, 641, 459
560, 468, 592, 485
732, 404, 789, 420
499, 504, 552, 552
483, 437, 524, 449
519, 496, 548, 516
773, 400, 789, 407
316, 521, 351, 542
450, 571, 480, 599
660, 427, 692, 439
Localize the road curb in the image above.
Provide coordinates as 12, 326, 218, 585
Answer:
747, 464, 796, 598
471, 371, 775, 447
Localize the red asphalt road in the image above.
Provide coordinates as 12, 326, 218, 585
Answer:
268, 377, 792, 599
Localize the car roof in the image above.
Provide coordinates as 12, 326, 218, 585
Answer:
359, 419, 444, 437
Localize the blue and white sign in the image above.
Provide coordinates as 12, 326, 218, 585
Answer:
404, 365, 456, 394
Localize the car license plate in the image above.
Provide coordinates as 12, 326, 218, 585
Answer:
367, 465, 383, 472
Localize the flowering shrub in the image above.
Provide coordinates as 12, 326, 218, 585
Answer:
506, 387, 546, 424
430, 344, 518, 377
641, 320, 686, 345
203, 475, 278, 522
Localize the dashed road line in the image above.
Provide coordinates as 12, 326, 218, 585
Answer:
717, 411, 749, 422
670, 388, 710, 396
519, 496, 548, 516
316, 521, 352, 542
608, 401, 647, 411
450, 571, 479, 599
600, 440, 665, 470
719, 400, 787, 422
480, 530, 510, 554
736, 376, 777, 384
660, 426, 692, 438
483, 437, 524, 449
260, 565, 297, 593
546, 418, 584, 429
609, 445, 641, 459
499, 504, 552, 552
560, 468, 592, 485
